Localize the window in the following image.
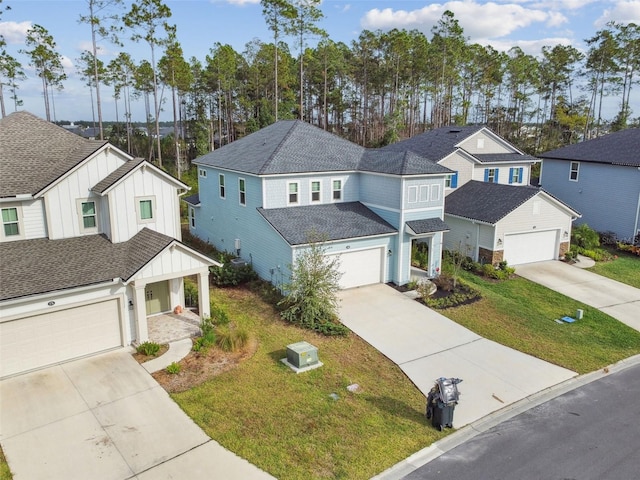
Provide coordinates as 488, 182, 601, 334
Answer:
419, 185, 429, 202
509, 167, 523, 184
332, 179, 342, 201
136, 196, 156, 223
238, 178, 246, 205
288, 182, 299, 204
407, 186, 418, 203
77, 199, 98, 232
198, 168, 207, 178
219, 174, 225, 198
484, 168, 499, 183
570, 162, 579, 181
430, 184, 441, 201
189, 207, 196, 228
445, 172, 458, 188
1, 207, 20, 237
311, 180, 321, 202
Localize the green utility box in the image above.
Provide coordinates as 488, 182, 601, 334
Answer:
286, 341, 319, 368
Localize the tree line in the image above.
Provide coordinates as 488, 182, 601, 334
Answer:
1, 0, 638, 176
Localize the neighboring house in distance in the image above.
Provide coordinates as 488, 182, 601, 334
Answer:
0, 111, 217, 378
443, 181, 580, 265
539, 129, 640, 242
185, 120, 452, 289
382, 125, 540, 194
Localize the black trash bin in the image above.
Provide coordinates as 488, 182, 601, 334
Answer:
426, 377, 462, 431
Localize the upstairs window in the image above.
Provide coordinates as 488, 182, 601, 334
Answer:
78, 199, 98, 232
509, 167, 523, 184
445, 172, 458, 188
136, 196, 155, 223
484, 168, 499, 183
332, 179, 342, 201
198, 168, 207, 178
311, 180, 321, 202
189, 207, 196, 228
239, 178, 246, 205
288, 182, 299, 205
1, 207, 20, 237
219, 174, 225, 198
570, 162, 579, 181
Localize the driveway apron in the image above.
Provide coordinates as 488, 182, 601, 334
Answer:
0, 350, 274, 480
516, 260, 640, 332
338, 284, 576, 428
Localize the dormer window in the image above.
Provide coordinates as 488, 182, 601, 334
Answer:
136, 196, 156, 224
1, 206, 21, 238
77, 199, 98, 233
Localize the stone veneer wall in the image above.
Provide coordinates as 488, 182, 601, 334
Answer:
559, 241, 570, 258
478, 247, 503, 265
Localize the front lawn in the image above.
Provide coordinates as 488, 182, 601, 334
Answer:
587, 248, 640, 289
440, 269, 640, 374
172, 287, 443, 480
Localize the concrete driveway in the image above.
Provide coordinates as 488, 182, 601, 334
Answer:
338, 284, 576, 428
0, 350, 274, 480
516, 260, 640, 332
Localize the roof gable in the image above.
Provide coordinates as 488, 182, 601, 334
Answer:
91, 158, 189, 195
0, 111, 109, 197
382, 125, 484, 161
539, 129, 640, 167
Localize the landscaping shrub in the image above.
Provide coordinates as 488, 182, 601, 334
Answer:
137, 341, 161, 356
210, 263, 258, 287
572, 224, 600, 250
166, 362, 181, 374
423, 282, 481, 309
209, 303, 230, 325
193, 316, 217, 352
433, 272, 455, 292
215, 325, 250, 352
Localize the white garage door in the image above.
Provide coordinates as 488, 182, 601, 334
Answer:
0, 299, 122, 378
328, 248, 383, 289
503, 230, 558, 265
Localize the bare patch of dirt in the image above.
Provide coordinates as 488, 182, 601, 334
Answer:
151, 337, 259, 393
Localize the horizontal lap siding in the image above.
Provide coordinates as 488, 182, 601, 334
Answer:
359, 174, 401, 210
263, 173, 359, 208
443, 216, 478, 256
440, 153, 474, 191
541, 160, 639, 241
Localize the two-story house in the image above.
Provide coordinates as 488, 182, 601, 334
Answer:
384, 126, 580, 265
0, 111, 217, 378
185, 120, 452, 289
539, 128, 640, 243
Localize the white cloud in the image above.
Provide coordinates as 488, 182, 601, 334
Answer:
525, 0, 599, 10
483, 36, 576, 56
361, 1, 549, 40
546, 11, 568, 27
0, 21, 32, 44
77, 40, 110, 56
218, 0, 260, 5
595, 0, 640, 27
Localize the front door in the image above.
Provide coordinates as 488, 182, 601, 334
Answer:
145, 281, 170, 315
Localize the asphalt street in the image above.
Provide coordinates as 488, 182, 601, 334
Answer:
403, 363, 640, 480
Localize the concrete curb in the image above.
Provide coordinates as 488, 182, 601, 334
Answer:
373, 353, 640, 480
142, 338, 193, 374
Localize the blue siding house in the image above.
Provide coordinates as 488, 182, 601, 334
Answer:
539, 129, 640, 242
185, 120, 452, 288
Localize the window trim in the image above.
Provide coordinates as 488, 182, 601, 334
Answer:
76, 198, 99, 233
419, 185, 429, 202
569, 162, 579, 182
407, 185, 418, 204
485, 167, 499, 183
509, 167, 523, 184
238, 178, 246, 206
1, 204, 24, 240
310, 180, 321, 203
287, 181, 300, 205
331, 178, 343, 202
219, 173, 226, 199
445, 172, 458, 188
189, 207, 196, 228
198, 168, 207, 178
135, 196, 156, 224
430, 184, 441, 201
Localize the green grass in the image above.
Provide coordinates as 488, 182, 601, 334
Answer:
442, 270, 640, 374
173, 287, 444, 480
587, 248, 640, 288
0, 445, 12, 480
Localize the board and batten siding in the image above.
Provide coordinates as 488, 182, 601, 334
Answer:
43, 148, 128, 240
0, 199, 48, 241
107, 167, 181, 243
541, 159, 640, 241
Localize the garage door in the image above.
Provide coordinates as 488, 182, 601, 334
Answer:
328, 248, 383, 289
0, 299, 122, 378
503, 230, 558, 265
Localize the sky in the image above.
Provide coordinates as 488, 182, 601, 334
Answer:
1, 0, 639, 123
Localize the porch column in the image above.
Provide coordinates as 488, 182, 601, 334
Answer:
133, 283, 149, 343
197, 269, 210, 319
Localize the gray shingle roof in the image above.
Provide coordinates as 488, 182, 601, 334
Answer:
444, 181, 540, 224
539, 129, 640, 167
0, 228, 183, 301
0, 111, 108, 197
92, 157, 145, 194
194, 120, 450, 176
382, 125, 485, 161
183, 193, 200, 206
474, 153, 539, 164
257, 202, 397, 246
406, 218, 450, 234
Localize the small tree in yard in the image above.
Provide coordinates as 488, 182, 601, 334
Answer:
279, 235, 348, 336
450, 241, 471, 289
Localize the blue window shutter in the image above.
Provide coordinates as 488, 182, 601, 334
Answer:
519, 168, 524, 183
509, 168, 514, 184
484, 169, 489, 182
452, 172, 458, 188
495, 168, 499, 183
